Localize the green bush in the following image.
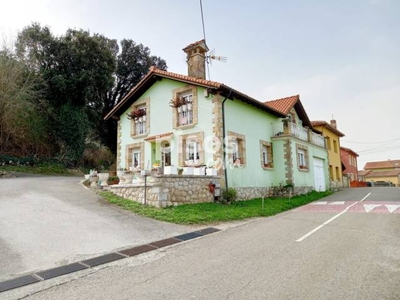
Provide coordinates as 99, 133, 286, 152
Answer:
221, 188, 237, 203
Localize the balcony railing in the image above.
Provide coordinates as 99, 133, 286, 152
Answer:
272, 120, 326, 148
311, 132, 325, 148
290, 122, 308, 141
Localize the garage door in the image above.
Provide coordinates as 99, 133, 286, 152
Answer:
313, 158, 326, 192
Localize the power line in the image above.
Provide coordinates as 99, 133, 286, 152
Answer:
342, 137, 400, 144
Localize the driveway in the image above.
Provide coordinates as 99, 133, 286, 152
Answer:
0, 176, 190, 281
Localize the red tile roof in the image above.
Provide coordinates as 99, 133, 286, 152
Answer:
311, 120, 345, 137
144, 132, 173, 142
264, 95, 299, 115
149, 66, 221, 88
340, 146, 359, 157
105, 67, 285, 120
364, 160, 400, 170
365, 170, 400, 177
358, 170, 371, 176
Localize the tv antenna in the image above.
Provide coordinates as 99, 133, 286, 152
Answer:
199, 0, 227, 80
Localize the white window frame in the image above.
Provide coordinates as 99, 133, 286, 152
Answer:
178, 93, 193, 126
231, 140, 239, 162
262, 145, 268, 165
298, 149, 306, 166
135, 104, 147, 135
132, 150, 140, 168
186, 141, 200, 161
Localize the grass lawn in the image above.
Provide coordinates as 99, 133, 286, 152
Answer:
0, 164, 82, 176
99, 190, 332, 225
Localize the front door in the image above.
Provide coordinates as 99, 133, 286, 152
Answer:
161, 142, 171, 167
313, 157, 326, 191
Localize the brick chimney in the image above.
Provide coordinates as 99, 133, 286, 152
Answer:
330, 119, 337, 129
183, 40, 209, 79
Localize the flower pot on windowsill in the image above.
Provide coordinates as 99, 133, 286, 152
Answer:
142, 115, 146, 121
183, 167, 194, 175
187, 103, 192, 110
206, 168, 218, 176
193, 167, 205, 176
299, 165, 307, 170
164, 166, 177, 175
177, 106, 182, 113
264, 163, 273, 168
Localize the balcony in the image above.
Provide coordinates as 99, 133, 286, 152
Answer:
272, 120, 326, 148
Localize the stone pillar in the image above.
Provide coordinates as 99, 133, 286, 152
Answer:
212, 93, 225, 188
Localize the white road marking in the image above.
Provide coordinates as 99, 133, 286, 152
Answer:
310, 201, 328, 205
385, 205, 400, 213
296, 192, 371, 242
328, 201, 345, 205
363, 204, 382, 213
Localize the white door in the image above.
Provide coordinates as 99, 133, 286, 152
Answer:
313, 158, 326, 192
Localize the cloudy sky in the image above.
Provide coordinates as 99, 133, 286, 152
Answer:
1, 0, 399, 169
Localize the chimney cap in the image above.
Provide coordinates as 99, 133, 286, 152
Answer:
182, 39, 209, 53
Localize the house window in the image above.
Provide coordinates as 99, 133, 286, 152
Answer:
296, 144, 308, 170
260, 140, 273, 168
329, 165, 333, 180
333, 140, 338, 153
227, 131, 246, 165
132, 150, 140, 168
129, 99, 149, 138
125, 142, 144, 171
335, 166, 340, 180
326, 136, 331, 150
134, 105, 147, 135
298, 149, 306, 166
172, 86, 198, 129
186, 141, 200, 161
178, 131, 204, 166
161, 142, 171, 167
178, 94, 193, 126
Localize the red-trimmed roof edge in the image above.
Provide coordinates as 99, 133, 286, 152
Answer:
104, 67, 286, 120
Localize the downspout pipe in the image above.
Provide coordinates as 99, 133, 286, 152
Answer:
221, 90, 233, 190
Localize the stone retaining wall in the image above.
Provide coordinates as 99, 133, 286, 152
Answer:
109, 175, 219, 208
235, 186, 314, 200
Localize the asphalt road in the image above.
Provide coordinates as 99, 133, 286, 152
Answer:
2, 187, 400, 299
0, 176, 191, 282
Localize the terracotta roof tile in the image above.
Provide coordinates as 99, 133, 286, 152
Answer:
358, 170, 371, 176
144, 132, 173, 141
365, 170, 400, 177
311, 120, 345, 137
105, 67, 286, 120
340, 146, 359, 157
150, 67, 222, 88
264, 95, 299, 115
364, 160, 400, 170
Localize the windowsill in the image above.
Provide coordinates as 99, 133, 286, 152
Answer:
298, 167, 309, 172
176, 123, 196, 130
131, 132, 149, 139
262, 166, 274, 170
230, 163, 246, 168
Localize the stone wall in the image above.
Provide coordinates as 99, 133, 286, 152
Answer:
108, 175, 316, 208
235, 186, 314, 200
109, 175, 219, 208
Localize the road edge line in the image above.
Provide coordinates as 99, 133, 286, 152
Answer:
296, 192, 371, 242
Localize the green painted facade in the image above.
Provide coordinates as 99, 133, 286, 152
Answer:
118, 76, 329, 191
